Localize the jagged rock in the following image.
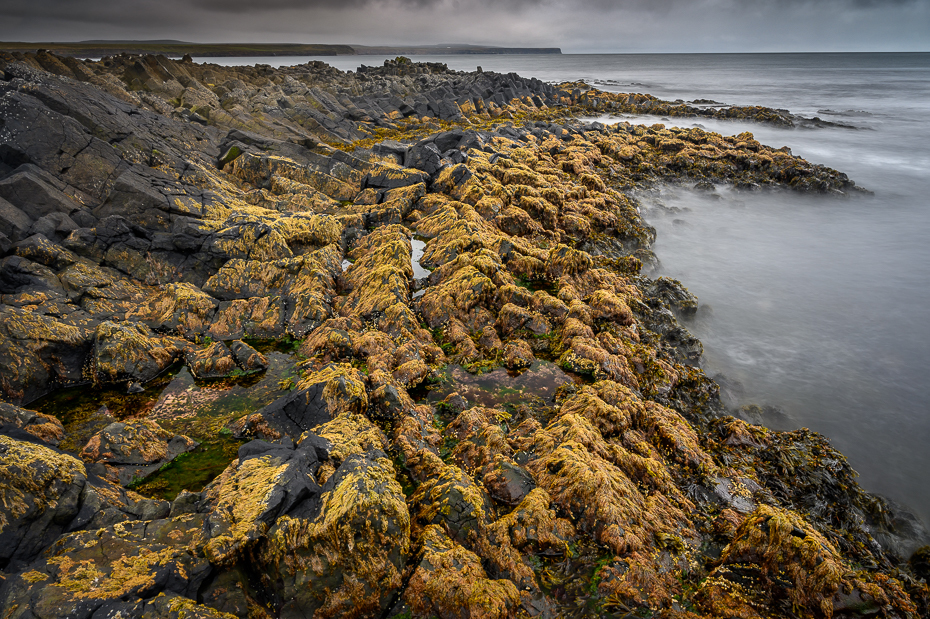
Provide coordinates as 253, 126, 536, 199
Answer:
405, 141, 444, 175
0, 306, 95, 404
228, 340, 269, 373
404, 524, 520, 619
0, 197, 33, 243
185, 340, 238, 379
0, 433, 165, 570
92, 320, 184, 386
0, 165, 83, 220
0, 51, 920, 619
372, 139, 408, 162
201, 438, 325, 566
482, 457, 536, 506
233, 382, 331, 441
311, 410, 388, 469
0, 434, 90, 568
0, 255, 64, 295
27, 211, 80, 243
257, 449, 410, 618
419, 266, 496, 329
0, 402, 65, 446
12, 233, 79, 270
0, 514, 217, 618
411, 452, 495, 543
363, 164, 429, 189
80, 420, 199, 486
127, 283, 219, 337
503, 339, 535, 370
203, 248, 340, 336
695, 504, 914, 617
646, 276, 699, 315
368, 383, 407, 421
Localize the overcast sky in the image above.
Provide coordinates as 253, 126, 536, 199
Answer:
1, 0, 928, 53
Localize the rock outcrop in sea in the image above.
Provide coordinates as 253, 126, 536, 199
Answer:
0, 50, 926, 618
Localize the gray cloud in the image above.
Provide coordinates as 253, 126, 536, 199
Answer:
0, 0, 927, 51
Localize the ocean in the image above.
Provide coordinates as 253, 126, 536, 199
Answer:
202, 52, 930, 527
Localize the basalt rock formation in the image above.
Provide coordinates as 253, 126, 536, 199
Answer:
0, 50, 926, 619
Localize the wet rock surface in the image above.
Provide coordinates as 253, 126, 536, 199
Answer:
0, 51, 926, 618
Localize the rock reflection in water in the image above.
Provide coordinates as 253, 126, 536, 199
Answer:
31, 351, 298, 452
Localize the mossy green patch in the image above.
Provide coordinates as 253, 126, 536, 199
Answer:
128, 437, 244, 501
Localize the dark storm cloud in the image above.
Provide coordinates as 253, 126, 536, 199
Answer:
2, 0, 922, 16
0, 0, 926, 51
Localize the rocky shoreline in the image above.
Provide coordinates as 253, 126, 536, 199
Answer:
0, 50, 927, 618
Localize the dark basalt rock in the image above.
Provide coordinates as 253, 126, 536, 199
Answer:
483, 459, 536, 506
184, 340, 237, 380
92, 320, 184, 386
228, 339, 269, 373
80, 419, 199, 486
0, 431, 168, 571
0, 165, 84, 221
0, 197, 34, 243
236, 382, 332, 441
369, 383, 406, 420
405, 141, 444, 176
0, 402, 64, 446
0, 515, 217, 618
0, 306, 96, 404
258, 448, 409, 619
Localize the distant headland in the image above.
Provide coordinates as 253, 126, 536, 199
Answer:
0, 40, 562, 58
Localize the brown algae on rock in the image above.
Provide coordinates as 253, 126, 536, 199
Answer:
0, 50, 925, 619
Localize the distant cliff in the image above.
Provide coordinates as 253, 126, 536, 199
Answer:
351, 44, 561, 55
0, 41, 560, 58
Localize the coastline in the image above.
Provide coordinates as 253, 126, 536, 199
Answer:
0, 41, 562, 59
0, 50, 927, 617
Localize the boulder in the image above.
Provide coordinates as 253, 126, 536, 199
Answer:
0, 515, 217, 618
80, 420, 199, 486
0, 307, 96, 404
645, 276, 699, 315
27, 211, 79, 242
0, 403, 65, 446
92, 320, 184, 386
482, 458, 537, 506
0, 166, 82, 219
363, 164, 429, 190
405, 142, 443, 176
232, 382, 331, 442
258, 449, 410, 618
0, 255, 64, 295
0, 434, 165, 570
0, 196, 33, 243
503, 339, 535, 370
13, 233, 79, 270
228, 340, 269, 373
201, 438, 325, 567
404, 524, 520, 619
185, 340, 238, 380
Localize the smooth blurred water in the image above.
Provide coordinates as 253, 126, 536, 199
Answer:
201, 53, 930, 525
577, 53, 930, 527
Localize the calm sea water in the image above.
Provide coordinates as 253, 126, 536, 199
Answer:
202, 53, 930, 527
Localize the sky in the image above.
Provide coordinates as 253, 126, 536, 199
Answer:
0, 0, 928, 53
